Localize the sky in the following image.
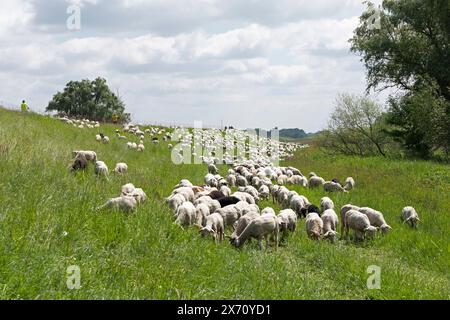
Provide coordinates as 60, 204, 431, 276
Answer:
0, 0, 384, 132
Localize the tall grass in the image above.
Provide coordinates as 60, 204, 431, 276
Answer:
0, 108, 449, 299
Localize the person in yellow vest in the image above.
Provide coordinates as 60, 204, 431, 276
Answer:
112, 113, 119, 123
21, 100, 29, 112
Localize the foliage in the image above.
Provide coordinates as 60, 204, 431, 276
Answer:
46, 77, 130, 123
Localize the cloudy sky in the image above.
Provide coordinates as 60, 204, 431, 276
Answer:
0, 0, 384, 131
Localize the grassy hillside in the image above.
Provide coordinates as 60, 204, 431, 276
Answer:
0, 108, 449, 299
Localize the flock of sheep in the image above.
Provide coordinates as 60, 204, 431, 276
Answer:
65, 115, 421, 251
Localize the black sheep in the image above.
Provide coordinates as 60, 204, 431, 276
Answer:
217, 196, 241, 207
70, 153, 88, 172
300, 204, 320, 218
207, 190, 225, 200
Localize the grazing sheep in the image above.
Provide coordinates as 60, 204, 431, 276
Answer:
339, 204, 360, 239
343, 209, 378, 241
278, 209, 298, 238
261, 207, 276, 216
175, 202, 196, 227
73, 150, 97, 162
305, 212, 323, 240
344, 177, 355, 191
175, 179, 193, 188
236, 175, 248, 187
215, 205, 240, 228
230, 211, 260, 240
121, 183, 135, 195
172, 187, 195, 202
198, 212, 224, 243
258, 185, 270, 200
230, 214, 280, 250
206, 190, 225, 200
324, 181, 347, 193
309, 175, 325, 188
234, 201, 258, 217
217, 196, 241, 207
70, 153, 88, 172
232, 191, 255, 205
321, 209, 339, 242
127, 188, 147, 204
194, 196, 221, 214
401, 206, 421, 228
166, 193, 186, 211
358, 207, 392, 234
114, 162, 128, 174
277, 174, 288, 185
195, 203, 211, 226
219, 185, 232, 197
94, 161, 109, 178
96, 196, 137, 213
320, 197, 334, 212
102, 136, 110, 144
227, 174, 237, 187
289, 195, 306, 217
95, 134, 102, 142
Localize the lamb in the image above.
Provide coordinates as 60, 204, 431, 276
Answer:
401, 206, 421, 228
114, 162, 128, 174
320, 197, 334, 212
70, 153, 88, 172
358, 207, 392, 234
230, 211, 260, 240
305, 212, 323, 240
72, 150, 97, 162
258, 185, 270, 200
230, 214, 280, 250
343, 209, 378, 241
96, 195, 137, 213
95, 134, 102, 142
278, 209, 298, 235
309, 175, 325, 188
175, 202, 196, 227
344, 177, 355, 191
121, 183, 135, 195
172, 187, 195, 202
127, 188, 147, 204
166, 193, 186, 211
324, 181, 347, 192
215, 205, 240, 228
198, 212, 224, 243
94, 161, 109, 178
321, 209, 339, 242
195, 203, 210, 226
339, 204, 360, 239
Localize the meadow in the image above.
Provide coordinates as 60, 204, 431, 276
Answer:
0, 107, 449, 299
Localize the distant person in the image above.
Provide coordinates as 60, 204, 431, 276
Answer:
112, 114, 119, 123
21, 100, 29, 112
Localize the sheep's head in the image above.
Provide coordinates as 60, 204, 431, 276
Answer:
323, 230, 338, 243
380, 224, 392, 234
364, 226, 378, 239
199, 226, 214, 238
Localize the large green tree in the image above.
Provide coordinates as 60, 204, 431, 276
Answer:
350, 0, 450, 157
46, 77, 130, 123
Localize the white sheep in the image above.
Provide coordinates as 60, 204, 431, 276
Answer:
95, 134, 102, 142
208, 163, 219, 174
121, 183, 135, 195
305, 212, 323, 240
339, 204, 360, 238
215, 205, 240, 228
166, 193, 186, 212
230, 214, 280, 250
321, 209, 339, 242
102, 136, 110, 144
73, 150, 97, 162
320, 196, 334, 212
230, 211, 260, 241
198, 212, 224, 243
358, 207, 392, 234
96, 195, 137, 213
343, 209, 378, 241
278, 209, 298, 234
227, 174, 237, 187
232, 191, 255, 205
258, 185, 270, 200
114, 162, 128, 174
94, 161, 109, 178
172, 187, 195, 202
219, 185, 232, 197
195, 203, 211, 226
324, 181, 347, 193
401, 206, 421, 228
127, 188, 147, 204
309, 175, 325, 188
261, 207, 276, 216
175, 202, 196, 227
344, 177, 355, 191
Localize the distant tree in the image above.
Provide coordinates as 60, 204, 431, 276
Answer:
320, 93, 391, 157
46, 77, 130, 123
350, 0, 450, 157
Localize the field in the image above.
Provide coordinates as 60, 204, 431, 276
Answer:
0, 107, 449, 300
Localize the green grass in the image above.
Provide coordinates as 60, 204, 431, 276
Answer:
0, 108, 449, 299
